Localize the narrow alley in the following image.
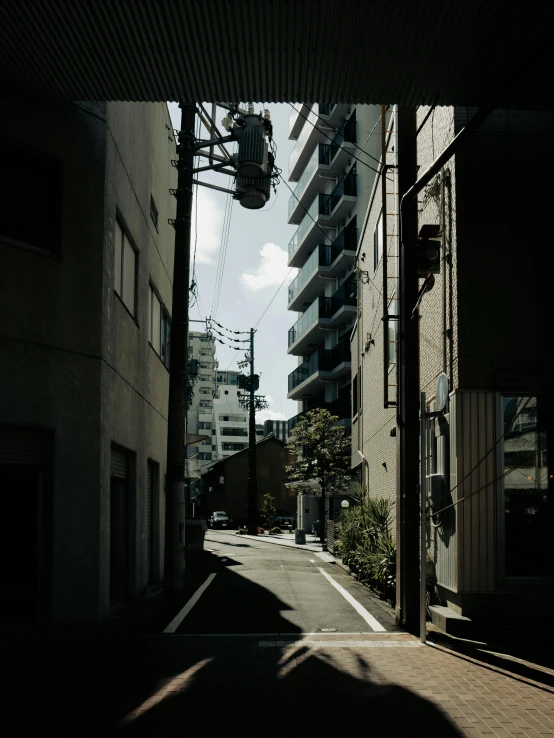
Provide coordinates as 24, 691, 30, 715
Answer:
6, 535, 554, 737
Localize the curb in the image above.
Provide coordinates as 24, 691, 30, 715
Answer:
208, 529, 324, 553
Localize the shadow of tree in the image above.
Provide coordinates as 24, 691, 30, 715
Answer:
11, 556, 462, 737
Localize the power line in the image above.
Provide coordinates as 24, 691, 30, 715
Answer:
255, 268, 294, 329
428, 397, 533, 517
288, 102, 382, 175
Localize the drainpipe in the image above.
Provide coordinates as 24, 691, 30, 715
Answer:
397, 103, 496, 634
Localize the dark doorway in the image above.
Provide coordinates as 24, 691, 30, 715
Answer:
109, 477, 128, 605
0, 465, 43, 629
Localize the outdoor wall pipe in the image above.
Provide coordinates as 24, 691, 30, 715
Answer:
397, 103, 495, 634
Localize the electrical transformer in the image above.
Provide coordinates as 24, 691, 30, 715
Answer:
235, 174, 271, 210
234, 113, 268, 178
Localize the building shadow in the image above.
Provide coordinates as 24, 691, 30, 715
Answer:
8, 557, 463, 737
428, 628, 554, 691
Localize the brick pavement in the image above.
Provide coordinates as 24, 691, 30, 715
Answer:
114, 632, 554, 737
5, 629, 553, 736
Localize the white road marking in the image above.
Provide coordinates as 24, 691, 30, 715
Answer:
316, 552, 336, 563
163, 573, 217, 633
317, 567, 386, 632
309, 559, 315, 563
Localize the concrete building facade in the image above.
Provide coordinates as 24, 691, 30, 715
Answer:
186, 331, 216, 484
0, 88, 176, 629
353, 106, 554, 622
286, 103, 382, 434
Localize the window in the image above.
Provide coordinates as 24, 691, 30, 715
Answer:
114, 218, 137, 317
148, 284, 171, 368
198, 422, 212, 430
199, 388, 210, 395
373, 210, 383, 271
502, 395, 550, 578
198, 452, 212, 461
221, 427, 248, 437
0, 139, 62, 254
222, 443, 247, 451
218, 414, 246, 423
352, 373, 358, 418
150, 195, 159, 231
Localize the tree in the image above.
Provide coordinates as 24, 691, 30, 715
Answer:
260, 492, 277, 531
286, 408, 351, 549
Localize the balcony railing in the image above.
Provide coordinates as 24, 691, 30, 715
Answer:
288, 195, 319, 261
319, 114, 357, 166
319, 169, 357, 217
288, 297, 322, 347
288, 146, 319, 220
322, 277, 357, 319
288, 337, 352, 392
288, 280, 356, 348
287, 228, 358, 306
289, 104, 319, 177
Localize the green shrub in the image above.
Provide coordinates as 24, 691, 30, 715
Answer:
337, 486, 396, 598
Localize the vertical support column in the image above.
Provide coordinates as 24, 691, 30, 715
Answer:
420, 392, 427, 644
396, 107, 420, 633
166, 102, 196, 592
247, 328, 258, 533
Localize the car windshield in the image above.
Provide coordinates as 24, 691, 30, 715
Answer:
214, 513, 228, 519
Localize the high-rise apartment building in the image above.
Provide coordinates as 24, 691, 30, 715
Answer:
286, 104, 381, 433
186, 331, 216, 487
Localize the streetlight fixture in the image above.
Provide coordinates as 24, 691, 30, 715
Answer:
341, 499, 350, 509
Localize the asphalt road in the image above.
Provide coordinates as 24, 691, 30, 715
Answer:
169, 530, 397, 635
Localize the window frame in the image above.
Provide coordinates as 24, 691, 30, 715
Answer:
148, 282, 171, 369
496, 393, 552, 585
114, 215, 138, 319
150, 195, 159, 232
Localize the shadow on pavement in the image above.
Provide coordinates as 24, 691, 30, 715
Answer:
7, 556, 463, 737
428, 628, 554, 691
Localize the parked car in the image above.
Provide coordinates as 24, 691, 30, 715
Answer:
208, 511, 233, 529
275, 510, 296, 529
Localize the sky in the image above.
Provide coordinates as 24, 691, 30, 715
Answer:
167, 103, 299, 423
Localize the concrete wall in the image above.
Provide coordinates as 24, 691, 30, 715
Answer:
0, 91, 108, 623
99, 101, 176, 615
0, 90, 176, 625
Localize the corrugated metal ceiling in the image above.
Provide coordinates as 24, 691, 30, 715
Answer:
1, 1, 553, 107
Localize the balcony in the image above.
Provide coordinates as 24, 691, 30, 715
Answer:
319, 169, 357, 226
289, 104, 327, 181
288, 195, 323, 268
288, 115, 358, 225
289, 103, 310, 140
288, 338, 351, 400
288, 277, 357, 355
318, 103, 350, 129
288, 227, 357, 311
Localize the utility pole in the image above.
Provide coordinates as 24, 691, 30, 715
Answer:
165, 102, 195, 592
165, 103, 275, 590
247, 328, 257, 534
396, 106, 420, 633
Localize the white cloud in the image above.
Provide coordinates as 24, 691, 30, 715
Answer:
256, 408, 287, 423
241, 242, 292, 291
191, 186, 225, 265
256, 394, 287, 423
